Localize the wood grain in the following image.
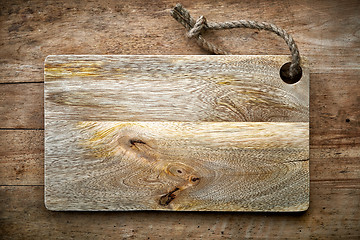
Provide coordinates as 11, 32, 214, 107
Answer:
1, 131, 358, 186
1, 182, 359, 239
0, 0, 359, 238
0, 83, 44, 129
45, 121, 309, 211
0, 130, 44, 185
44, 55, 309, 122
0, 0, 359, 83
44, 55, 309, 211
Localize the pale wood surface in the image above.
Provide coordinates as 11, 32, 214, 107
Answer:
0, 0, 359, 238
44, 55, 309, 122
44, 55, 309, 211
45, 121, 309, 211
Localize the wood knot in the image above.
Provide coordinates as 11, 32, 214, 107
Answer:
159, 187, 179, 206
190, 177, 200, 183
159, 164, 201, 207
117, 130, 158, 162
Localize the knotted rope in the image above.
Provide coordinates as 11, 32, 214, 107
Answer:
170, 3, 302, 82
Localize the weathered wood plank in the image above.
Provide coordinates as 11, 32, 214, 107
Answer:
45, 121, 309, 211
44, 55, 309, 122
1, 182, 359, 239
0, 83, 44, 129
0, 130, 44, 185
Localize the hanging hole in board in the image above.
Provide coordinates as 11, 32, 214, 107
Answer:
280, 62, 302, 84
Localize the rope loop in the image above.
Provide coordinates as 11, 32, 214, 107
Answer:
170, 3, 302, 83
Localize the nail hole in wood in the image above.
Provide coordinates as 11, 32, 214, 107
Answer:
280, 62, 302, 84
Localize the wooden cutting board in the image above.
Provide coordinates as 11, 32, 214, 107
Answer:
44, 55, 309, 211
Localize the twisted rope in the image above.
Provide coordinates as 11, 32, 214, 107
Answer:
170, 3, 302, 80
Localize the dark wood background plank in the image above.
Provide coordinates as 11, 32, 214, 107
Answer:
0, 130, 44, 185
0, 83, 44, 129
1, 182, 359, 239
0, 0, 359, 238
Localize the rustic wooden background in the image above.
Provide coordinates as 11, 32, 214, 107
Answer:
0, 0, 359, 238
